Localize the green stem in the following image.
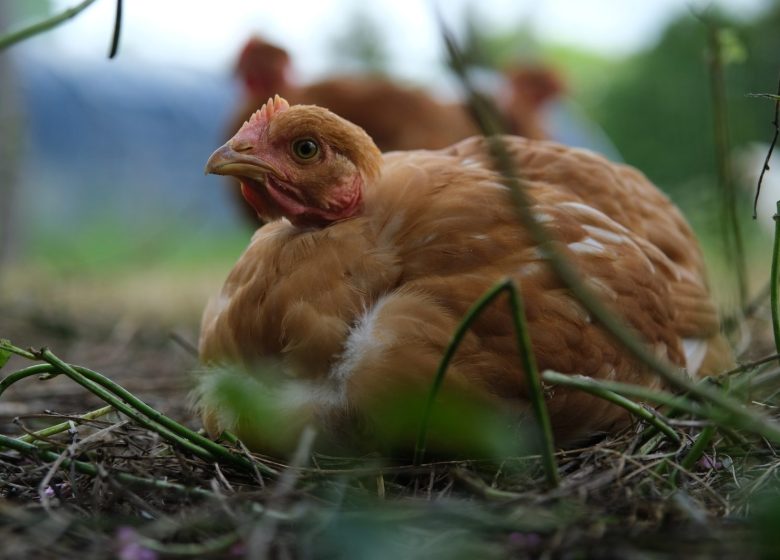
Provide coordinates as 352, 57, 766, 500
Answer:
42, 349, 272, 473
505, 281, 559, 486
705, 20, 748, 309
540, 371, 680, 443
39, 359, 215, 462
0, 434, 215, 498
542, 371, 764, 442
671, 425, 716, 486
413, 279, 559, 487
0, 342, 274, 474
0, 342, 36, 360
136, 532, 242, 557
42, 350, 273, 474
541, 371, 705, 418
0, 364, 56, 397
772, 200, 780, 357
0, 0, 99, 51
17, 404, 115, 444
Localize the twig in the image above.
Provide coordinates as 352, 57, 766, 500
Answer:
748, 93, 780, 101
721, 352, 780, 377
751, 73, 780, 218
248, 426, 316, 557
413, 279, 559, 488
450, 467, 524, 500
772, 201, 780, 357
0, 434, 216, 498
0, 0, 99, 51
170, 331, 199, 357
17, 404, 115, 444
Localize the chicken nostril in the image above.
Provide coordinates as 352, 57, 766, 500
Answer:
232, 143, 254, 153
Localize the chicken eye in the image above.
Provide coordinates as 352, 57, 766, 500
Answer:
292, 138, 319, 160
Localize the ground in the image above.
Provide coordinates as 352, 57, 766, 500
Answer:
1, 290, 778, 559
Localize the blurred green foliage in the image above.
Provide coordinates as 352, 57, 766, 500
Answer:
750, 490, 780, 559
457, 4, 779, 206
328, 9, 389, 75
203, 365, 531, 460
27, 221, 247, 273
454, 9, 540, 70
590, 6, 780, 197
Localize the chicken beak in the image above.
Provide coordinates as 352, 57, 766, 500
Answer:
204, 144, 238, 176
204, 143, 280, 179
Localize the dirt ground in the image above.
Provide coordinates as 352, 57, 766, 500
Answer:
0, 295, 777, 559
0, 300, 199, 436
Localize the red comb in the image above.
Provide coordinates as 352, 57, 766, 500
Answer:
247, 95, 290, 128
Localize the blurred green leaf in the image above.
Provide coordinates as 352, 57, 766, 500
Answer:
590, 5, 780, 198
0, 340, 11, 369
750, 491, 780, 559
368, 387, 533, 460
328, 10, 389, 75
717, 28, 747, 65
199, 365, 532, 460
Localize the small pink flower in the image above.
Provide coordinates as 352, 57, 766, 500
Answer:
42, 482, 70, 500
508, 531, 543, 549
696, 454, 722, 470
229, 541, 247, 556
116, 527, 158, 560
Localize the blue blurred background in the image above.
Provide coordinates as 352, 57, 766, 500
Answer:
1, 0, 778, 324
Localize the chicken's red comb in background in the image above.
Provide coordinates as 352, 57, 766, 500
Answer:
247, 95, 290, 129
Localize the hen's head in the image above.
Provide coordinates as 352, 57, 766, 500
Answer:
206, 96, 382, 228
236, 36, 291, 97
506, 66, 565, 108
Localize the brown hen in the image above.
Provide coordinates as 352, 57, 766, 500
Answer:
198, 96, 731, 456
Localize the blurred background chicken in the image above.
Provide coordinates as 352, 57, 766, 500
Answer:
197, 97, 731, 456
228, 35, 565, 149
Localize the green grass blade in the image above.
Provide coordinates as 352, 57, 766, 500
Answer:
541, 371, 680, 443
0, 364, 57, 397
413, 279, 559, 487
0, 341, 274, 474
0, 0, 99, 51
